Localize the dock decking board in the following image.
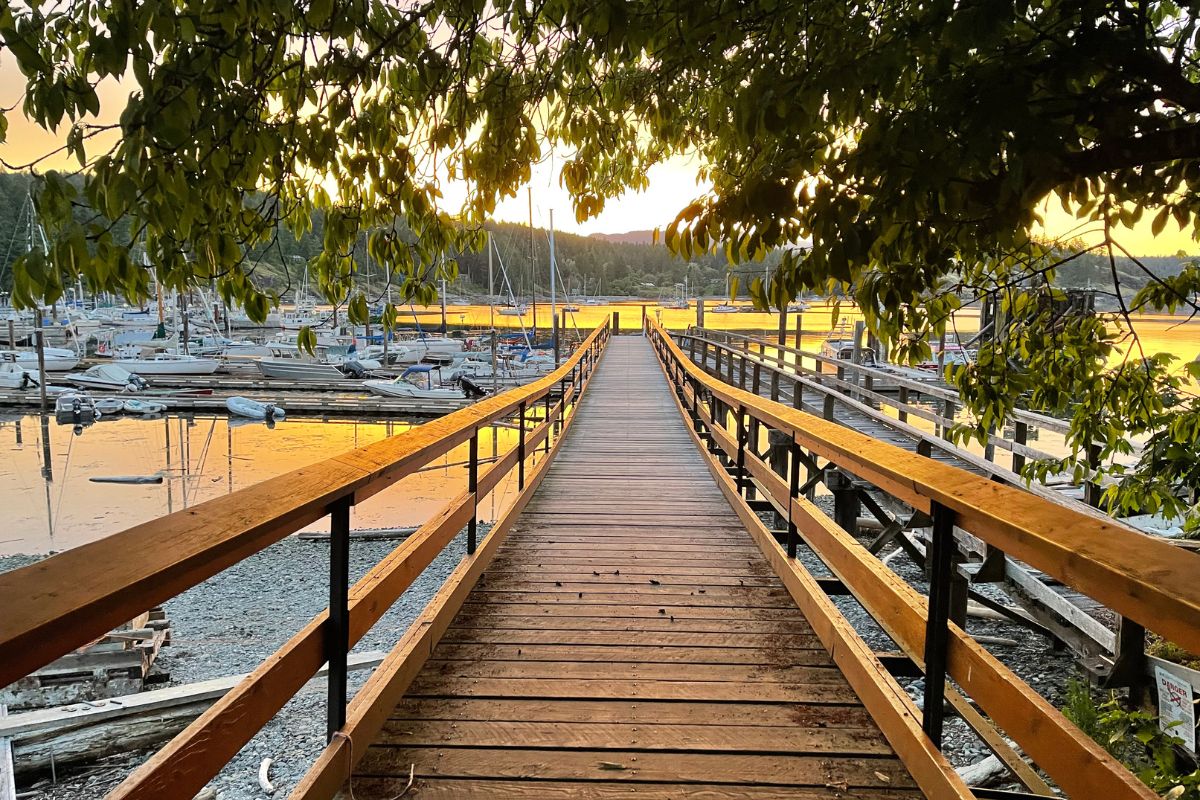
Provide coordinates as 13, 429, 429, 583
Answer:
349, 336, 916, 798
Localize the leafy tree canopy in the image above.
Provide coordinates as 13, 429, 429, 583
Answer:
3, 0, 1200, 526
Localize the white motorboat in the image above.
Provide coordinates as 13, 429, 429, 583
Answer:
372, 337, 465, 365
256, 358, 346, 381
0, 347, 81, 371
114, 352, 220, 375
394, 336, 465, 359
255, 346, 347, 381
709, 304, 740, 314
364, 366, 467, 400
123, 398, 168, 414
226, 396, 286, 420
0, 362, 36, 389
65, 364, 149, 392
93, 397, 126, 415
498, 306, 527, 316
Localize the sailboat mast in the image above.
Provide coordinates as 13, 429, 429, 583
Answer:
549, 210, 557, 365
488, 232, 497, 393
528, 188, 536, 338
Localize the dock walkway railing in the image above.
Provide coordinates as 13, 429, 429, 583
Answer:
648, 316, 1199, 800
0, 319, 611, 800
688, 326, 1080, 477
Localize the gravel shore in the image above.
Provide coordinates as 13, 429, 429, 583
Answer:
4, 495, 1079, 798
2, 529, 471, 800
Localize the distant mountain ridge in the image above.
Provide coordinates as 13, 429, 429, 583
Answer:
589, 229, 659, 245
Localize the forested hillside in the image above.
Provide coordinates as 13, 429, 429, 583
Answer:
0, 172, 1191, 302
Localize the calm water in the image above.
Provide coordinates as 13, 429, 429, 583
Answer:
0, 412, 524, 556
2, 301, 1194, 555
430, 301, 1199, 376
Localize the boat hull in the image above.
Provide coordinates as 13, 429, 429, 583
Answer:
256, 359, 346, 381
112, 358, 219, 375
363, 380, 466, 400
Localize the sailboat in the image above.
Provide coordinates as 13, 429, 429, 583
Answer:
280, 262, 331, 329
0, 347, 81, 371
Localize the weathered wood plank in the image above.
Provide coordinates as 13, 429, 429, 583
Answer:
347, 778, 920, 799
376, 719, 893, 755
388, 698, 872, 727
354, 747, 915, 788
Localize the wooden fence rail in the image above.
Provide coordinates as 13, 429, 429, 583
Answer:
648, 317, 1198, 800
678, 329, 1118, 521
0, 320, 611, 800
691, 327, 1075, 465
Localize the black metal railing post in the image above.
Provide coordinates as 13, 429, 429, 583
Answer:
922, 501, 955, 747
517, 400, 527, 490
326, 496, 352, 740
468, 430, 479, 554
787, 437, 802, 558
735, 405, 748, 496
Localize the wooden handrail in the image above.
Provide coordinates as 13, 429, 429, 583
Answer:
677, 331, 1116, 521
696, 326, 1073, 435
0, 320, 610, 690
649, 318, 1158, 799
650, 318, 1200, 655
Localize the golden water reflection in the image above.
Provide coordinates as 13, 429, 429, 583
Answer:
0, 412, 523, 556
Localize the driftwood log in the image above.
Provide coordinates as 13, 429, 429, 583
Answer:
3, 652, 385, 776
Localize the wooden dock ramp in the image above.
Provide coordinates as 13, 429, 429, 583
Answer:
348, 336, 919, 798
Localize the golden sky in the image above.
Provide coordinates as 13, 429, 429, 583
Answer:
2, 60, 1196, 255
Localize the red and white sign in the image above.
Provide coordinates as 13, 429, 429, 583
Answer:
1155, 665, 1197, 753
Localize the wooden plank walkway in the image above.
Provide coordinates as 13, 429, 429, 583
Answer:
348, 336, 919, 799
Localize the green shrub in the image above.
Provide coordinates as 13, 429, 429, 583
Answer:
1062, 678, 1200, 799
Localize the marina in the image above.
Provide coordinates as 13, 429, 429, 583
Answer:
3, 8, 1200, 798
1, 325, 1193, 800
0, 304, 1198, 800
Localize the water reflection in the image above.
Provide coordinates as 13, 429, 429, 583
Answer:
0, 412, 519, 556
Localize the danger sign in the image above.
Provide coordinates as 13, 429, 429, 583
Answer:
1155, 665, 1197, 753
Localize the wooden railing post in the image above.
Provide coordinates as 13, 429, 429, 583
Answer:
543, 389, 552, 452
326, 496, 352, 740
941, 398, 956, 440
1011, 420, 1028, 474
898, 386, 909, 424
922, 501, 956, 747
826, 468, 859, 534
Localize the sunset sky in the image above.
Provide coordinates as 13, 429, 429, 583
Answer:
2, 63, 1196, 255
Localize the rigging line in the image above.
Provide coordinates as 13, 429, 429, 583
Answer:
186, 418, 218, 505
0, 195, 30, 286
543, 231, 583, 339
51, 427, 76, 529
491, 236, 533, 350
